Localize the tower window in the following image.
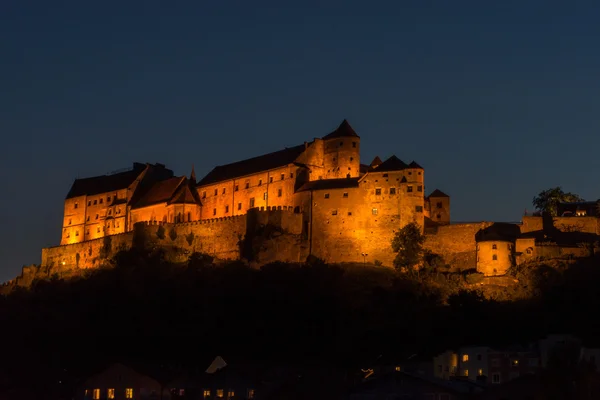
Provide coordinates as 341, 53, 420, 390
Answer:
68, 219, 72, 225
436, 202, 442, 209
269, 176, 273, 183
235, 185, 239, 191
99, 198, 103, 204
375, 188, 382, 195
324, 193, 330, 199
250, 198, 255, 208
263, 192, 267, 200
213, 208, 216, 216
225, 205, 229, 213
245, 182, 250, 189
417, 185, 423, 192
493, 254, 498, 260
333, 157, 336, 162
278, 188, 282, 197
492, 244, 497, 250
290, 173, 294, 178
202, 191, 206, 199
222, 188, 226, 194
74, 203, 78, 209
390, 188, 396, 195
383, 174, 388, 178
93, 200, 97, 205
258, 179, 262, 186
214, 189, 217, 196
407, 186, 413, 193
372, 208, 378, 215
339, 141, 343, 146
88, 201, 91, 206
238, 202, 242, 210
352, 142, 356, 148
350, 157, 353, 161
332, 210, 338, 215
343, 192, 348, 198
415, 205, 423, 212
281, 173, 285, 180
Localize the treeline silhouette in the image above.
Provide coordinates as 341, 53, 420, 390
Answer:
2, 249, 600, 391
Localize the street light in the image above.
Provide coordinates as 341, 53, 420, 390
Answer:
361, 252, 368, 267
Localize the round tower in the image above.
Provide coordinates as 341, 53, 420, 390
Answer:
475, 224, 519, 276
321, 119, 361, 179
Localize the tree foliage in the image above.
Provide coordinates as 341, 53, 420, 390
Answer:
391, 222, 425, 270
532, 187, 583, 216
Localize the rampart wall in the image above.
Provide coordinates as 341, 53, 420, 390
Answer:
520, 216, 599, 234
424, 222, 494, 270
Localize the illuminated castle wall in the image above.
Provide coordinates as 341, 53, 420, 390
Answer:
48, 120, 451, 270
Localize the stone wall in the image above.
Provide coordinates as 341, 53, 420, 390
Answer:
520, 216, 599, 234
424, 222, 493, 270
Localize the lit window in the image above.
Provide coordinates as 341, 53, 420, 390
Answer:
462, 354, 469, 362
464, 369, 469, 377
93, 389, 100, 399
395, 366, 401, 372
278, 188, 282, 197
227, 389, 235, 398
375, 188, 382, 195
247, 389, 255, 399
407, 186, 413, 193
372, 208, 378, 215
263, 192, 267, 200
324, 193, 330, 199
217, 389, 224, 398
125, 388, 133, 399
511, 359, 519, 367
203, 390, 211, 398
478, 368, 483, 376
343, 192, 348, 198
493, 254, 498, 261
108, 388, 115, 399
389, 188, 396, 195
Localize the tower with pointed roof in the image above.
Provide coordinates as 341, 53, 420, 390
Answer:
321, 119, 361, 180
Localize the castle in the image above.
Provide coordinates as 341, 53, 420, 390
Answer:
6, 119, 600, 289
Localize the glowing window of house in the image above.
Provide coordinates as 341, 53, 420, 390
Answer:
407, 185, 413, 193
93, 389, 100, 399
511, 359, 519, 367
263, 192, 267, 200
372, 208, 378, 215
324, 193, 330, 199
217, 389, 224, 398
238, 202, 242, 210
213, 208, 216, 216
389, 188, 396, 195
227, 390, 235, 398
203, 390, 211, 398
85, 389, 89, 397
332, 210, 338, 216
415, 206, 423, 212
125, 388, 133, 399
464, 369, 469, 377
492, 244, 497, 250
478, 368, 483, 376
375, 188, 382, 195
108, 388, 115, 399
417, 185, 423, 192
343, 192, 348, 198
277, 188, 282, 197
395, 366, 401, 372
202, 191, 206, 198
258, 179, 262, 186
225, 205, 229, 213
462, 354, 469, 362
247, 389, 255, 399
492, 254, 498, 260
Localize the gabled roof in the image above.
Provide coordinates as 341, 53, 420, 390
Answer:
132, 177, 186, 209
373, 155, 408, 172
170, 183, 201, 205
66, 163, 148, 199
296, 178, 360, 192
322, 119, 359, 139
427, 189, 449, 198
408, 161, 423, 169
197, 144, 306, 187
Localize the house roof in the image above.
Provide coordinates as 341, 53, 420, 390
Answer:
66, 163, 148, 199
170, 184, 200, 205
296, 178, 360, 192
132, 177, 186, 209
373, 155, 408, 172
322, 119, 359, 139
427, 189, 449, 198
197, 144, 306, 187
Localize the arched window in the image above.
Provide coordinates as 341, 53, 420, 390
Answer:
492, 254, 498, 260
492, 244, 497, 250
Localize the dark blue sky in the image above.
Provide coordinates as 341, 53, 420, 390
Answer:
2, 0, 600, 281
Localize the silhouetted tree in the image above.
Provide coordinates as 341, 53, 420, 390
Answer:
391, 222, 425, 271
533, 187, 583, 216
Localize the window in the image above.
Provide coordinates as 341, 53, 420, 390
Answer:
217, 389, 224, 398
281, 173, 285, 180
383, 173, 388, 177
93, 389, 100, 399
350, 157, 353, 161
74, 203, 78, 209
333, 157, 336, 162
68, 219, 72, 225
372, 208, 378, 215
417, 185, 422, 192
107, 196, 111, 202
324, 193, 330, 199
436, 201, 443, 209
247, 389, 255, 399
108, 388, 115, 399
203, 390, 211, 398
95, 214, 99, 220
492, 244, 497, 250
415, 205, 423, 212
407, 185, 413, 193
493, 254, 498, 260
245, 182, 250, 189
227, 390, 235, 398
332, 210, 338, 215
222, 188, 226, 194
511, 359, 519, 367
76, 231, 79, 236
464, 369, 469, 377
478, 368, 483, 376
395, 366, 401, 372
263, 192, 267, 200
97, 228, 100, 233
108, 210, 112, 215
249, 198, 255, 208
225, 205, 229, 213
202, 191, 206, 198
238, 202, 242, 210
492, 373, 501, 383
269, 176, 273, 183
290, 173, 294, 178
462, 354, 469, 362
258, 179, 262, 186
348, 212, 352, 216
235, 185, 239, 191
125, 388, 133, 399
352, 141, 356, 148
375, 188, 382, 195
99, 198, 103, 204
277, 188, 282, 197
343, 192, 348, 198
88, 201, 91, 206
214, 189, 218, 196
213, 208, 216, 216
339, 141, 343, 146
389, 187, 396, 195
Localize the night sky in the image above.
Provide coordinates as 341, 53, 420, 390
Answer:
2, 0, 600, 282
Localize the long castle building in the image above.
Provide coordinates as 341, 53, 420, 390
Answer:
58, 120, 450, 265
